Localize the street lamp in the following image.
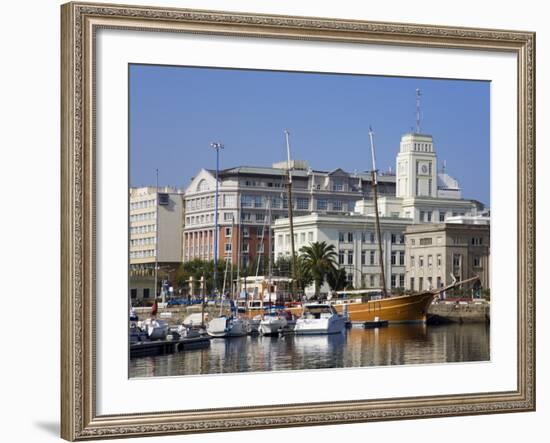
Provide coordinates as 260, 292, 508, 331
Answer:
211, 142, 224, 298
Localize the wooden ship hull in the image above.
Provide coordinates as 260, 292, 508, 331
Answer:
331, 292, 435, 323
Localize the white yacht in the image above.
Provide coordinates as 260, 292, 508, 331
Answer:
206, 316, 249, 338
294, 304, 346, 335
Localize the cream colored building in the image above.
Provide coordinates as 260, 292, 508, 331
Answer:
404, 222, 490, 293
273, 211, 412, 293
129, 186, 185, 300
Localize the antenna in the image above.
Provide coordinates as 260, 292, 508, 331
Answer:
416, 88, 422, 133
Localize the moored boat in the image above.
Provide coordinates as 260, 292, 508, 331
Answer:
206, 316, 249, 338
294, 303, 346, 335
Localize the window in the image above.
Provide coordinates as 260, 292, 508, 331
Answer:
297, 198, 309, 210
391, 251, 397, 265
399, 251, 405, 266
472, 237, 483, 245
130, 289, 137, 299
254, 196, 263, 208
410, 277, 415, 291
332, 182, 343, 191
225, 243, 232, 253
437, 254, 442, 266
420, 237, 433, 246
143, 288, 150, 299
453, 254, 462, 267
338, 251, 345, 265
474, 256, 481, 267
419, 256, 424, 267
391, 274, 397, 288
241, 212, 252, 222
347, 232, 353, 242
418, 277, 423, 291
411, 239, 416, 245
271, 197, 282, 209
427, 211, 432, 222
241, 195, 253, 207
224, 213, 233, 222
257, 243, 264, 253
243, 227, 250, 238
333, 200, 343, 211
308, 232, 313, 242
361, 251, 366, 265
428, 255, 433, 267
347, 251, 353, 265
391, 234, 397, 244
223, 194, 236, 207
410, 256, 415, 267
242, 243, 249, 253
427, 276, 433, 289
370, 250, 375, 265
277, 235, 283, 245
370, 232, 375, 243
285, 234, 290, 245
300, 233, 306, 243
370, 275, 376, 287
338, 232, 345, 242
225, 227, 232, 237
439, 212, 445, 222
255, 213, 265, 222
419, 210, 425, 221
399, 274, 405, 288
317, 199, 328, 210
399, 235, 405, 244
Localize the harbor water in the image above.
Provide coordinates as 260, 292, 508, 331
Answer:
129, 323, 490, 378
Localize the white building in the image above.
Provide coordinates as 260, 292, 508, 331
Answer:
273, 130, 488, 294
129, 186, 185, 300
274, 211, 412, 292
357, 132, 483, 223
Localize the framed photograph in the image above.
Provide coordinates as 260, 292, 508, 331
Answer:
61, 1, 535, 440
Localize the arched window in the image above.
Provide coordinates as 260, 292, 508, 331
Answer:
197, 179, 209, 192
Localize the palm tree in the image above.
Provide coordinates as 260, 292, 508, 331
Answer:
299, 241, 337, 297
326, 267, 348, 292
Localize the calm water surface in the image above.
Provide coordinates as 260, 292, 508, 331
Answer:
129, 324, 490, 378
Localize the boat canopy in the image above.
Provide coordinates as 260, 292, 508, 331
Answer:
335, 289, 383, 296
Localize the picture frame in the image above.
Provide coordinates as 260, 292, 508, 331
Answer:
60, 1, 536, 440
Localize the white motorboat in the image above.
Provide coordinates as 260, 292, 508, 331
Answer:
206, 316, 249, 338
259, 309, 290, 336
294, 304, 346, 335
139, 318, 169, 340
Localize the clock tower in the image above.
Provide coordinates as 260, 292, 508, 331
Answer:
395, 132, 438, 199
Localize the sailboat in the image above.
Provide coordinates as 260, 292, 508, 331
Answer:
206, 143, 250, 338
326, 127, 479, 324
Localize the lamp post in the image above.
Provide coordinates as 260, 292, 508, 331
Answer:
210, 142, 224, 298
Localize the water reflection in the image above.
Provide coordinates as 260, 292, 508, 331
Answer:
129, 323, 490, 378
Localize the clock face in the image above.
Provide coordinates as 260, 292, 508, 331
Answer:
421, 164, 428, 174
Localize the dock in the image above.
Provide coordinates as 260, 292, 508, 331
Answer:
130, 336, 210, 358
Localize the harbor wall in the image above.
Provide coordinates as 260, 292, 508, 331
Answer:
428, 301, 490, 324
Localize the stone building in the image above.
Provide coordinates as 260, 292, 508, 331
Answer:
404, 222, 490, 293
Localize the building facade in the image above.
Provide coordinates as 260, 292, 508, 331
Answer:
404, 223, 490, 293
273, 212, 412, 293
182, 161, 396, 269
129, 186, 185, 300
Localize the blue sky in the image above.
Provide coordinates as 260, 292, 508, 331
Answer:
129, 64, 490, 206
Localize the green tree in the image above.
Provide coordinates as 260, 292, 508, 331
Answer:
174, 259, 226, 295
299, 241, 337, 297
326, 267, 348, 292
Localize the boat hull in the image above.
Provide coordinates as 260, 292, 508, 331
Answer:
331, 292, 435, 323
259, 318, 287, 335
207, 317, 249, 337
294, 316, 346, 335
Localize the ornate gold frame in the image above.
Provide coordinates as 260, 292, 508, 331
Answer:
61, 2, 536, 440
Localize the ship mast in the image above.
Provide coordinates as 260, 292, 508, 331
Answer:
368, 127, 388, 297
284, 130, 298, 298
